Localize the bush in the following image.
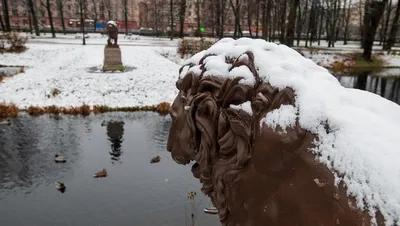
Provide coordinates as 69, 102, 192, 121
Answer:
177, 37, 216, 57
0, 31, 27, 53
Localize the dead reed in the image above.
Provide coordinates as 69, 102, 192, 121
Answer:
0, 102, 171, 117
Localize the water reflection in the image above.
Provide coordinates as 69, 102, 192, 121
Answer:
0, 115, 81, 196
335, 70, 400, 105
0, 113, 219, 226
106, 120, 125, 164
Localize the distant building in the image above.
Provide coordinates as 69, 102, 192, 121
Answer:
0, 0, 261, 34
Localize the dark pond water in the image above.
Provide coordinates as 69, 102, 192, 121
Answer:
0, 112, 219, 226
334, 70, 400, 105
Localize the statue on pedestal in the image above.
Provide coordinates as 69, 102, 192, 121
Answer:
102, 20, 124, 72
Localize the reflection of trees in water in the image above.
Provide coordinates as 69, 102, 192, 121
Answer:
106, 121, 125, 163
352, 71, 400, 105
0, 115, 80, 194
354, 71, 369, 90
151, 117, 171, 150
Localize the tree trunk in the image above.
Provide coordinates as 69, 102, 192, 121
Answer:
247, 0, 253, 37
58, 0, 66, 34
215, 0, 221, 37
196, 0, 201, 36
255, 0, 260, 37
362, 0, 388, 61
230, 0, 243, 38
79, 0, 86, 45
28, 0, 40, 36
261, 0, 267, 39
296, 0, 307, 46
46, 0, 56, 38
170, 0, 174, 40
211, 0, 215, 36
285, 0, 299, 46
317, 7, 323, 46
279, 0, 288, 43
383, 0, 400, 50
381, 0, 392, 46
124, 0, 128, 34
0, 13, 4, 31
343, 0, 351, 44
91, 0, 97, 32
220, 0, 227, 38
179, 0, 186, 37
2, 0, 11, 31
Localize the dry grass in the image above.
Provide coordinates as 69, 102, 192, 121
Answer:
328, 53, 385, 72
50, 88, 61, 97
156, 102, 170, 115
0, 102, 19, 117
0, 102, 171, 117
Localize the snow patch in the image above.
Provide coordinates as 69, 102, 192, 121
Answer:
230, 101, 253, 116
260, 105, 297, 132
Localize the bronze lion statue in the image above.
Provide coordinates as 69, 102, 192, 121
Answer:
106, 21, 118, 47
167, 50, 385, 225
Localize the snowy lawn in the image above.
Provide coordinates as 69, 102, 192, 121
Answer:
0, 43, 180, 108
183, 38, 400, 225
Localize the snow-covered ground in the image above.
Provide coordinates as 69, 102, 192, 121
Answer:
26, 33, 179, 47
182, 38, 400, 225
20, 33, 400, 68
0, 43, 180, 108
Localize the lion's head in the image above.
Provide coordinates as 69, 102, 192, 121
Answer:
167, 51, 301, 222
167, 39, 379, 225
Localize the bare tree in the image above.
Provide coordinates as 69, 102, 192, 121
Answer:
285, 0, 300, 46
40, 0, 56, 37
0, 13, 4, 31
178, 0, 187, 37
79, 0, 86, 45
103, 0, 112, 21
170, 0, 174, 40
229, 0, 244, 38
27, 0, 40, 36
91, 0, 98, 31
122, 0, 128, 34
383, 0, 400, 50
362, 0, 388, 61
342, 0, 351, 44
57, 0, 66, 34
2, 0, 11, 31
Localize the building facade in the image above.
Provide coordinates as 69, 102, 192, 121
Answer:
0, 0, 257, 33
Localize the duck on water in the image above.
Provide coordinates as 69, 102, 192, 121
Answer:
0, 119, 11, 125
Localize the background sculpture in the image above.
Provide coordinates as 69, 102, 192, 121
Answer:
167, 52, 383, 225
106, 21, 118, 47
102, 21, 124, 72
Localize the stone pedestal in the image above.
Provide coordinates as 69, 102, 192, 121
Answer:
102, 45, 124, 72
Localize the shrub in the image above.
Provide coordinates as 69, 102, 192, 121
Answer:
0, 32, 28, 53
177, 37, 216, 57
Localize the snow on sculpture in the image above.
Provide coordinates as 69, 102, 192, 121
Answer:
167, 38, 400, 226
106, 21, 118, 47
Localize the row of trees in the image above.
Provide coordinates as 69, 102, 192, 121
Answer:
0, 0, 399, 59
172, 0, 399, 60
